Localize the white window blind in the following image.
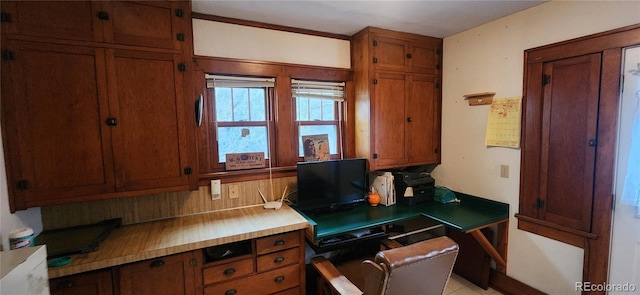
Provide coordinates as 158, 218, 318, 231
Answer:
206, 74, 275, 88
291, 79, 345, 101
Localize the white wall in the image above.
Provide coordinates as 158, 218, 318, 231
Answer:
192, 19, 351, 69
433, 1, 640, 294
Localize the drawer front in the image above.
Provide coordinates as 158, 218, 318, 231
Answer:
204, 264, 300, 295
256, 231, 300, 255
256, 247, 300, 273
273, 287, 300, 295
203, 258, 254, 286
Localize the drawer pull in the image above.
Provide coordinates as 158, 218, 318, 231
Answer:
275, 275, 285, 283
274, 256, 285, 263
223, 268, 236, 275
274, 240, 285, 246
225, 289, 237, 295
56, 280, 74, 289
150, 259, 165, 268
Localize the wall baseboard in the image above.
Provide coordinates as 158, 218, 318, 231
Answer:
489, 269, 547, 295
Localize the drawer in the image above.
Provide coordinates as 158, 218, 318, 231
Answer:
203, 257, 254, 286
273, 287, 301, 295
256, 231, 300, 255
204, 264, 300, 295
257, 247, 300, 273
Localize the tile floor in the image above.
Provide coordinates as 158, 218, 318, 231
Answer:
445, 273, 503, 295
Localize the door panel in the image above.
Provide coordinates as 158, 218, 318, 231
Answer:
539, 53, 601, 232
373, 72, 407, 167
106, 49, 189, 191
407, 74, 439, 164
1, 41, 114, 209
372, 36, 409, 72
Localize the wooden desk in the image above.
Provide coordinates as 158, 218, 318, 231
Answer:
296, 192, 510, 273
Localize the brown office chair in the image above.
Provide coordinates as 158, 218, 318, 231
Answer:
311, 236, 459, 295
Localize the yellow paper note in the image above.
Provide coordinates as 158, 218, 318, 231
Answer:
485, 97, 522, 148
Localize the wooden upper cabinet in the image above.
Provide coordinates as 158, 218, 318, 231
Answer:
353, 27, 442, 170
101, 1, 185, 50
0, 1, 186, 50
1, 41, 115, 209
0, 1, 103, 42
107, 49, 190, 191
371, 31, 440, 74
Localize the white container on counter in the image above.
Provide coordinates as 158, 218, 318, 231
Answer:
9, 227, 35, 250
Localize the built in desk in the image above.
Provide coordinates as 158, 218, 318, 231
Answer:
295, 191, 510, 273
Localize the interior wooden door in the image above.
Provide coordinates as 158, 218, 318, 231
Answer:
372, 72, 407, 168
1, 41, 115, 210
406, 74, 439, 164
538, 53, 602, 232
106, 49, 190, 191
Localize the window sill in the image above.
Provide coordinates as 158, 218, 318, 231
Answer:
198, 166, 297, 185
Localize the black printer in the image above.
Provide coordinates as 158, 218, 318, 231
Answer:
392, 171, 435, 206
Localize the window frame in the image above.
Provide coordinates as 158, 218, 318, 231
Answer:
294, 94, 344, 161
193, 57, 352, 183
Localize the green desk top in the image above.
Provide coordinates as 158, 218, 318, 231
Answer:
296, 192, 509, 240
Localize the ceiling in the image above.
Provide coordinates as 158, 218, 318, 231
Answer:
191, 0, 548, 38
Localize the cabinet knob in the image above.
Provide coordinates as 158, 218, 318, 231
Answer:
274, 240, 285, 246
274, 276, 285, 283
406, 53, 412, 59
407, 117, 412, 122
149, 259, 165, 268
223, 268, 236, 275
97, 11, 109, 20
274, 256, 285, 263
56, 280, 74, 289
106, 118, 118, 126
589, 139, 597, 147
225, 289, 237, 295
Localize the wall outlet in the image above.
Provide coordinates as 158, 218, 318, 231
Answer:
500, 164, 510, 178
229, 185, 239, 199
211, 179, 221, 200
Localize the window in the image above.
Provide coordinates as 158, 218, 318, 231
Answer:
206, 74, 275, 163
292, 79, 345, 159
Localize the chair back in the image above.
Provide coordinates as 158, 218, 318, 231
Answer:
361, 236, 459, 295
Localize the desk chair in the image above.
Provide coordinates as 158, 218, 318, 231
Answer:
311, 236, 459, 295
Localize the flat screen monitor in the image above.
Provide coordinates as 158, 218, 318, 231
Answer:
296, 158, 368, 213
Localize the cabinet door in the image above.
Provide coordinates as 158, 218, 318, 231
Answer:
372, 36, 409, 72
0, 1, 103, 42
50, 270, 113, 295
101, 1, 184, 50
537, 53, 601, 232
118, 252, 198, 295
1, 41, 115, 210
106, 49, 191, 191
406, 74, 440, 164
409, 43, 440, 74
372, 72, 407, 168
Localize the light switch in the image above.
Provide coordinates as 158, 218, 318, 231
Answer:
500, 165, 509, 178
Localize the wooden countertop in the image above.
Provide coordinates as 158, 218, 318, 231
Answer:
48, 204, 309, 278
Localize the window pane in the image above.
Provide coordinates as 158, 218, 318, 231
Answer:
217, 126, 269, 163
232, 88, 249, 121
298, 125, 338, 157
296, 97, 309, 121
308, 99, 322, 121
215, 88, 232, 122
249, 89, 266, 121
322, 100, 335, 120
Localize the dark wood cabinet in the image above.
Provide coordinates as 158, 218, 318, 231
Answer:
118, 251, 200, 295
50, 270, 113, 295
0, 1, 186, 49
352, 27, 442, 170
0, 0, 195, 211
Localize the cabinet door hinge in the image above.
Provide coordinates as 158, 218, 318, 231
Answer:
175, 8, 184, 17
372, 57, 378, 64
436, 48, 442, 55
97, 11, 109, 20
536, 198, 545, 208
16, 180, 29, 190
176, 33, 185, 41
178, 63, 187, 71
436, 64, 440, 70
373, 79, 378, 85
435, 83, 441, 89
1, 12, 12, 23
542, 74, 551, 86
106, 118, 118, 126
372, 40, 378, 46
2, 49, 15, 61
184, 167, 192, 175
373, 153, 378, 159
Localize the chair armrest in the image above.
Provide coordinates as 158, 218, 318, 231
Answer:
311, 257, 363, 295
